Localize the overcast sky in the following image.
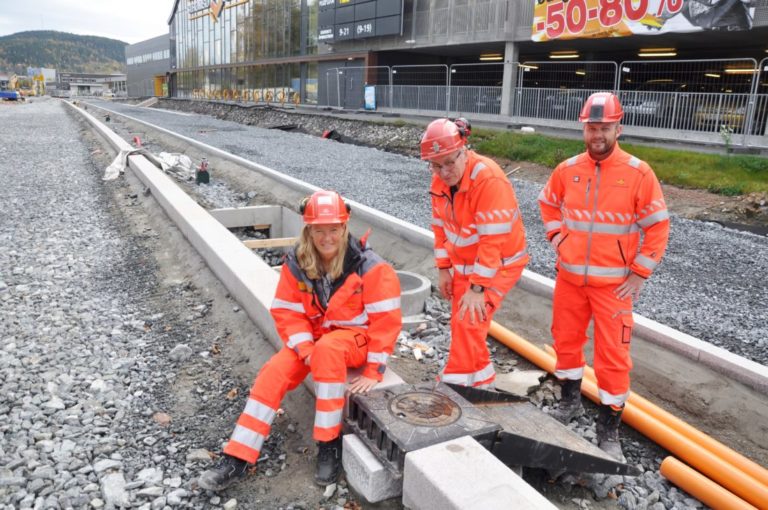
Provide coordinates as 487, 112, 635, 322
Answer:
0, 0, 176, 44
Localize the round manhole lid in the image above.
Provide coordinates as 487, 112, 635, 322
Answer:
388, 391, 462, 427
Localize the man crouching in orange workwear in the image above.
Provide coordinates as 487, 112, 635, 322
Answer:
421, 118, 529, 389
539, 92, 670, 461
198, 190, 402, 491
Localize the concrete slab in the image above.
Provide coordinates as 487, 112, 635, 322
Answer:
342, 434, 402, 503
495, 370, 547, 397
402, 435, 557, 510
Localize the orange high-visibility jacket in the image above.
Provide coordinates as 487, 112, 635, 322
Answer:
539, 144, 670, 287
430, 150, 529, 286
270, 235, 402, 381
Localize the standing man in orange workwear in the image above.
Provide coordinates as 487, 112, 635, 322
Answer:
539, 92, 670, 461
421, 118, 529, 389
198, 190, 402, 491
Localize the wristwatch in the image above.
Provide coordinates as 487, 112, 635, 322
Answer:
470, 284, 485, 294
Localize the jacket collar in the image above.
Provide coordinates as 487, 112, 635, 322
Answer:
584, 142, 626, 166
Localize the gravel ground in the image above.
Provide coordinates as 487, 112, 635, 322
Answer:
0, 99, 357, 509
89, 99, 768, 366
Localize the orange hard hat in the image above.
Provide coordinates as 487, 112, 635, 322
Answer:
579, 92, 624, 123
300, 190, 350, 224
420, 118, 465, 160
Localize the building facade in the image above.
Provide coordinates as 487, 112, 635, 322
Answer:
168, 0, 768, 144
127, 34, 171, 97
56, 73, 127, 97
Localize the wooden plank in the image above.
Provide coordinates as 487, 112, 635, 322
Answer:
243, 237, 298, 249
252, 224, 271, 231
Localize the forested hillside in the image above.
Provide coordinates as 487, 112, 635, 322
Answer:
0, 31, 126, 74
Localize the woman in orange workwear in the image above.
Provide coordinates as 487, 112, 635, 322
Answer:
199, 190, 402, 491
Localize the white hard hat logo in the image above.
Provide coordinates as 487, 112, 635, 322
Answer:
432, 142, 440, 153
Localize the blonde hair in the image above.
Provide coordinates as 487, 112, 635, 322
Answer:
296, 224, 349, 281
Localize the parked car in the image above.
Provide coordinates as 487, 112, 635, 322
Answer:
543, 90, 584, 120
620, 82, 689, 128
694, 101, 748, 133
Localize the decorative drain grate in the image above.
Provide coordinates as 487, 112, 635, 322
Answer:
345, 383, 500, 474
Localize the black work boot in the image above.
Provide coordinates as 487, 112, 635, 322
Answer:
315, 437, 342, 486
596, 404, 626, 462
551, 379, 584, 424
198, 454, 249, 491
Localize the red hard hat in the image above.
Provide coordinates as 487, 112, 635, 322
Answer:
579, 92, 624, 123
301, 190, 350, 225
420, 118, 465, 160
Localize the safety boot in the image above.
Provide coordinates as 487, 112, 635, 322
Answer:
596, 404, 626, 462
198, 454, 249, 491
551, 379, 584, 424
314, 437, 342, 486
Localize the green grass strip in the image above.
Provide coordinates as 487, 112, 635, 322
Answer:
471, 128, 768, 196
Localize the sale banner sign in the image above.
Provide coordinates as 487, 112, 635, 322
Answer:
532, 0, 756, 42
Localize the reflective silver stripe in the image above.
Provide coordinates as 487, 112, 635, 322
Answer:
637, 210, 669, 228
454, 264, 474, 275
544, 221, 562, 232
440, 362, 495, 386
445, 230, 479, 247
565, 218, 639, 235
367, 351, 389, 364
434, 248, 449, 259
537, 189, 559, 208
365, 297, 401, 313
560, 262, 629, 278
440, 372, 472, 385
230, 424, 265, 451
287, 332, 313, 348
314, 409, 343, 429
629, 156, 641, 168
432, 217, 444, 227
315, 382, 346, 400
470, 162, 487, 180
271, 298, 305, 314
554, 367, 584, 380
322, 311, 369, 328
502, 250, 527, 266
598, 388, 630, 407
634, 254, 658, 271
476, 222, 512, 235
567, 156, 578, 166
473, 263, 497, 278
243, 399, 277, 424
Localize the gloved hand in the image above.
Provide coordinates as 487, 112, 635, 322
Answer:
549, 233, 562, 252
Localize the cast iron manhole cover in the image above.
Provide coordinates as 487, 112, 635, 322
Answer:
388, 391, 462, 426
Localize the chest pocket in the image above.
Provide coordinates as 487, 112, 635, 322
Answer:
564, 174, 593, 209
326, 274, 364, 318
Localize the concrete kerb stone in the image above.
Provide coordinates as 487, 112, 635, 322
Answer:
342, 434, 403, 503
402, 435, 558, 510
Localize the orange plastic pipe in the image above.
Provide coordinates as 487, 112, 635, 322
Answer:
540, 343, 768, 489
487, 320, 768, 509
660, 457, 758, 510
579, 377, 768, 509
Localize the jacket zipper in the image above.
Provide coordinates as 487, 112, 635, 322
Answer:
583, 162, 601, 285
617, 240, 627, 265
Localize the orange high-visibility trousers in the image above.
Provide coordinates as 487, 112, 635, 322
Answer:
551, 274, 634, 407
441, 266, 524, 388
223, 329, 368, 464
